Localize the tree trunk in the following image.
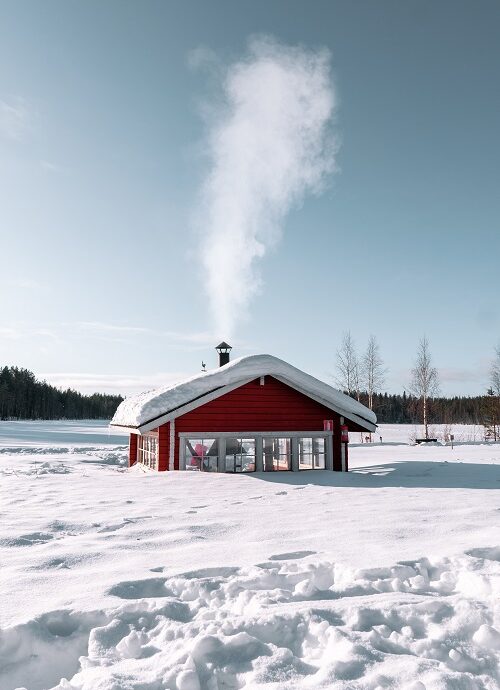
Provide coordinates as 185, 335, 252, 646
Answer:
423, 395, 428, 439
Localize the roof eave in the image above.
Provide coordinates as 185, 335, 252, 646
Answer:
111, 373, 376, 434
272, 375, 376, 432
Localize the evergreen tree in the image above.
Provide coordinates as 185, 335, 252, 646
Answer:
0, 366, 123, 420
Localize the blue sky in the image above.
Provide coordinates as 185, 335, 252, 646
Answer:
0, 0, 499, 396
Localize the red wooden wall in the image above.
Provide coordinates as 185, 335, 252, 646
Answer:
169, 375, 357, 471
131, 376, 361, 471
129, 433, 137, 467
158, 422, 170, 472
174, 376, 338, 433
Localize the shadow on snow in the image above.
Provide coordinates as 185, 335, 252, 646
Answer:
243, 461, 500, 490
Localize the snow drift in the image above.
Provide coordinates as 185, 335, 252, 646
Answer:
1, 421, 499, 690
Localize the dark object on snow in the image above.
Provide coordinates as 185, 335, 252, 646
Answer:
415, 438, 438, 444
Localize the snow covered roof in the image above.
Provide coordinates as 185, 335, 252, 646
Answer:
111, 354, 377, 432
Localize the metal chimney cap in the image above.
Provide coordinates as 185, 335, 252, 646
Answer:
215, 341, 232, 352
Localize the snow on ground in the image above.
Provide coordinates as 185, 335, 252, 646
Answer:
0, 421, 499, 690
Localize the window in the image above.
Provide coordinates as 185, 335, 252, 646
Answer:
137, 433, 158, 470
263, 437, 291, 471
299, 437, 326, 470
225, 438, 255, 472
184, 438, 218, 472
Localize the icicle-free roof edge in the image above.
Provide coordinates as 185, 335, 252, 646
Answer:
110, 354, 377, 430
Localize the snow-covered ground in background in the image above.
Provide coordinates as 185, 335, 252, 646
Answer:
0, 421, 499, 690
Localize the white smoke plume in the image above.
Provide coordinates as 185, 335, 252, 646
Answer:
198, 36, 337, 337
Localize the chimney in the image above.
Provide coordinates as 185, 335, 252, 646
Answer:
215, 341, 232, 367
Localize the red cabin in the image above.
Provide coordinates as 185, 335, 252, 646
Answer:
110, 345, 376, 473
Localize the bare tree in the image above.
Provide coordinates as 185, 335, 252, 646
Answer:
484, 345, 500, 441
483, 388, 499, 441
361, 335, 386, 410
409, 336, 439, 439
335, 331, 360, 399
491, 344, 500, 396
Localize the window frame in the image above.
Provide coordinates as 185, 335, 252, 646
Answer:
223, 437, 256, 473
178, 431, 333, 472
298, 436, 326, 470
183, 437, 219, 472
262, 436, 292, 471
137, 431, 159, 470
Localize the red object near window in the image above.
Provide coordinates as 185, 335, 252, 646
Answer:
341, 425, 349, 443
194, 443, 207, 458
323, 419, 333, 431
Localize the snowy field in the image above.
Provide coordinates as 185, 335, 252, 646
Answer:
0, 421, 499, 690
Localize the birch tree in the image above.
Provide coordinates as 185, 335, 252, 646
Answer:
409, 336, 439, 439
484, 345, 500, 440
335, 331, 360, 399
362, 335, 386, 410
491, 345, 500, 396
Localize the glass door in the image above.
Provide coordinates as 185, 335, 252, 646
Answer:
263, 437, 291, 471
224, 438, 256, 472
184, 438, 219, 471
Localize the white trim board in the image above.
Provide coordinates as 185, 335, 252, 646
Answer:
169, 420, 175, 471
177, 430, 333, 438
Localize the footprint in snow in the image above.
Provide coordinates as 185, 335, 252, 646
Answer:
179, 566, 239, 579
1, 532, 55, 547
466, 546, 500, 561
268, 550, 317, 561
275, 491, 287, 495
43, 557, 71, 569
97, 523, 127, 533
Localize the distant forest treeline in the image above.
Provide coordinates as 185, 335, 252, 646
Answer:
0, 366, 123, 420
358, 391, 485, 425
0, 364, 491, 425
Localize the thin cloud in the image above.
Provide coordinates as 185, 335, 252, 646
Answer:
32, 328, 61, 342
41, 371, 190, 396
440, 366, 490, 385
40, 160, 66, 174
74, 321, 219, 347
393, 364, 489, 395
0, 325, 59, 341
0, 97, 32, 140
8, 278, 48, 291
0, 327, 20, 340
76, 321, 151, 335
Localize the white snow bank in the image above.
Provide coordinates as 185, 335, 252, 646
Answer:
1, 422, 499, 690
3, 551, 499, 690
111, 354, 377, 430
0, 447, 128, 475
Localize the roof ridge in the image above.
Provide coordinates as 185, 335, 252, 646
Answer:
111, 354, 377, 430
